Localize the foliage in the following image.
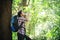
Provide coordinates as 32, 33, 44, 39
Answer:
12, 0, 60, 40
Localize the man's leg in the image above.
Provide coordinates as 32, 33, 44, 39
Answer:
24, 35, 31, 40
17, 33, 24, 40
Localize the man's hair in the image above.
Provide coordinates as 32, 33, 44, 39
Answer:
18, 10, 22, 17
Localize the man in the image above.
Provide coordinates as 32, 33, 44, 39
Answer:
11, 10, 31, 40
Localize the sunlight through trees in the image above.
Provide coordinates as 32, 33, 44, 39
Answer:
12, 0, 60, 40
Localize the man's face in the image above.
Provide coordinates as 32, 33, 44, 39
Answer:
20, 12, 25, 17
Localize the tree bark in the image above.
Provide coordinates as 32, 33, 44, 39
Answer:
0, 0, 12, 40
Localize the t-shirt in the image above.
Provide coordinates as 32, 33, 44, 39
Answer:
17, 17, 27, 35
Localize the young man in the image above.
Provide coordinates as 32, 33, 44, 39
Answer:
11, 10, 31, 40
17, 10, 31, 40
17, 10, 26, 40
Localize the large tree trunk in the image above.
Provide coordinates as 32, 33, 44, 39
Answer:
0, 0, 12, 40
0, 1, 3, 40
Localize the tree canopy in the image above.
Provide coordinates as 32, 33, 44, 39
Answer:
12, 0, 60, 40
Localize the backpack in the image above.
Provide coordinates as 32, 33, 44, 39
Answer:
11, 15, 19, 32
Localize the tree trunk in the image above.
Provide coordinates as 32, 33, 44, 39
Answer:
22, 0, 29, 6
0, 0, 12, 40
